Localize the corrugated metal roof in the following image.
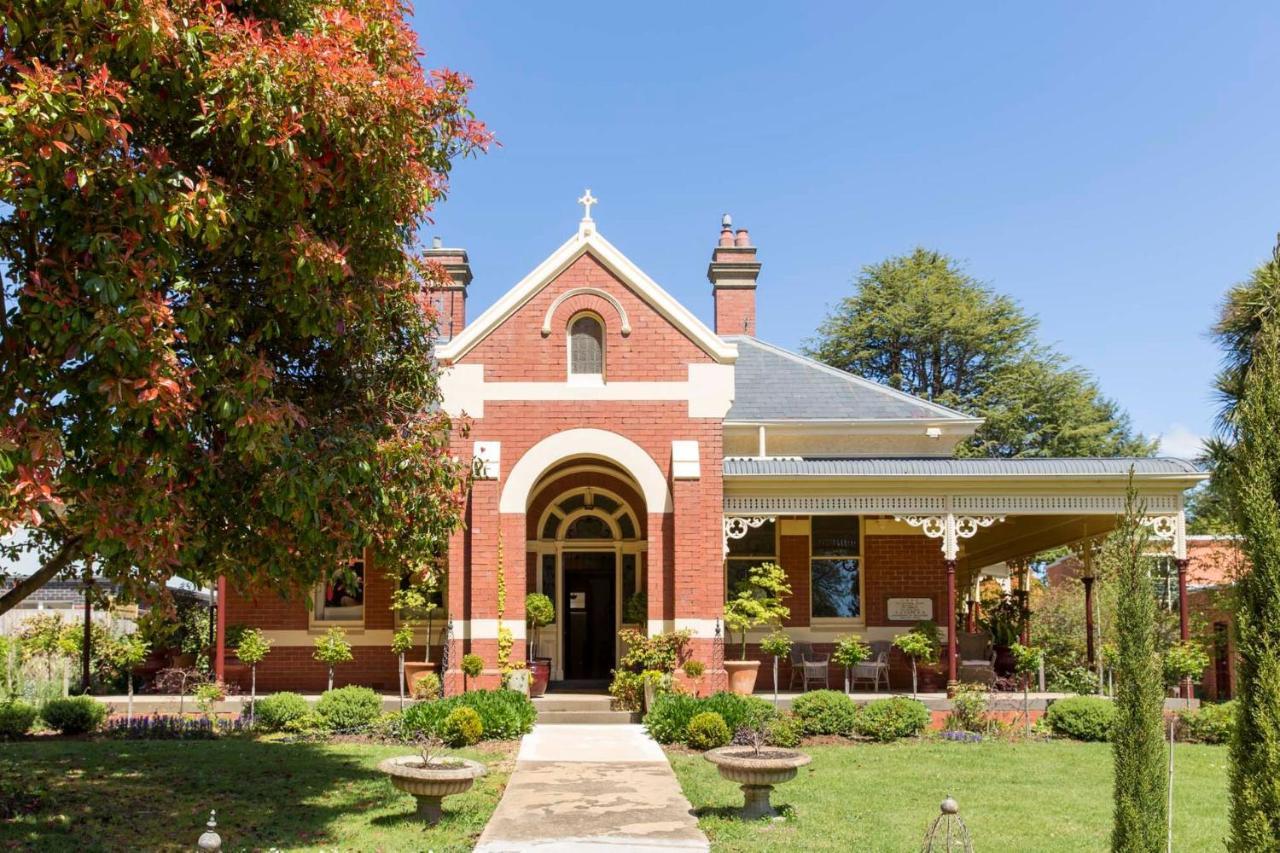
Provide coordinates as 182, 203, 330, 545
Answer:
723, 336, 977, 423
723, 456, 1203, 477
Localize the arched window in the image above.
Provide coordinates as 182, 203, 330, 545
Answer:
569, 314, 604, 379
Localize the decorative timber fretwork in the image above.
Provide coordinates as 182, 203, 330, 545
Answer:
723, 496, 945, 515
893, 513, 1006, 559
722, 515, 775, 557
950, 494, 1181, 515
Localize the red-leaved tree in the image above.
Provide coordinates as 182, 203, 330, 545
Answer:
0, 0, 488, 612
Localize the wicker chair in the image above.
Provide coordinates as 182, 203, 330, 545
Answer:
789, 643, 814, 690
851, 640, 891, 692
956, 631, 997, 686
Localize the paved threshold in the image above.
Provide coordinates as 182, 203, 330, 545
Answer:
474, 724, 709, 852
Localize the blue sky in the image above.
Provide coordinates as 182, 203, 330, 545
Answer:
412, 2, 1280, 458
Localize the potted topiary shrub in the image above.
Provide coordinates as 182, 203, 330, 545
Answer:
832, 635, 871, 694
378, 734, 486, 825
704, 704, 811, 819
723, 562, 791, 696
524, 592, 555, 697
892, 623, 939, 698
759, 630, 791, 706
392, 626, 414, 710
461, 653, 484, 692
313, 627, 353, 691
234, 629, 272, 726
393, 572, 442, 697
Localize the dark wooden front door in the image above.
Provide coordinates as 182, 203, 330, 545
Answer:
562, 552, 616, 681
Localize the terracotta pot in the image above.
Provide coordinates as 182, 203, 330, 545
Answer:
704, 746, 812, 820
528, 658, 551, 697
403, 661, 439, 697
378, 755, 486, 824
724, 660, 761, 696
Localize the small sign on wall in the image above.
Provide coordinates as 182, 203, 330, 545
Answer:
887, 597, 934, 622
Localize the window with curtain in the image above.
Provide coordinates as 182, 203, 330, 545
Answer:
811, 516, 861, 618
724, 519, 777, 600
569, 314, 604, 378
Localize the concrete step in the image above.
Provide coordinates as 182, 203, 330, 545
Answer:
532, 694, 615, 713
536, 709, 641, 725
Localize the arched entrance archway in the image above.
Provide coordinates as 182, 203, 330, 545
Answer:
527, 465, 647, 684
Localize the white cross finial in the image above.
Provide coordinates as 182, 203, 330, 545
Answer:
578, 189, 597, 222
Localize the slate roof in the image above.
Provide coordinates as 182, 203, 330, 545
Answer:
723, 457, 1204, 477
723, 336, 978, 423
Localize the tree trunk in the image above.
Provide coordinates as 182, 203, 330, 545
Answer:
911, 660, 918, 698
127, 672, 134, 724
328, 666, 334, 692
398, 653, 405, 711
772, 656, 779, 706
0, 536, 84, 616
250, 665, 257, 725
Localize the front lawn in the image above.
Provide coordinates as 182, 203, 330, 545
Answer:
668, 739, 1230, 852
0, 738, 515, 852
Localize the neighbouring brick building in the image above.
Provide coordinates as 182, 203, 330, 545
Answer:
216, 197, 1206, 694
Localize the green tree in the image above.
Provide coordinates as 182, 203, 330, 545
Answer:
1225, 324, 1280, 850
807, 249, 1154, 458
1105, 480, 1166, 853
0, 0, 487, 614
723, 562, 791, 661
234, 629, 272, 724
313, 627, 352, 692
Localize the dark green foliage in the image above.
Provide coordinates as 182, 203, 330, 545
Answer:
853, 697, 929, 742
439, 707, 483, 747
399, 689, 535, 741
765, 714, 803, 748
254, 692, 311, 731
1107, 482, 1168, 851
791, 689, 859, 736
643, 693, 702, 744
315, 686, 382, 730
698, 692, 775, 733
945, 684, 990, 733
807, 248, 1154, 458
39, 696, 107, 735
1179, 702, 1237, 745
1225, 320, 1280, 850
685, 712, 731, 750
1046, 696, 1117, 742
0, 702, 36, 739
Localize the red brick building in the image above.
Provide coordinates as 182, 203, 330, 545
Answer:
217, 198, 1206, 694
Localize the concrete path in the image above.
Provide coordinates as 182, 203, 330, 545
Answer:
475, 724, 709, 852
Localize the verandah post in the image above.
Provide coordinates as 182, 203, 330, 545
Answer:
945, 558, 958, 686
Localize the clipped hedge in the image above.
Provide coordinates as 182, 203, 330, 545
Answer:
40, 696, 108, 735
315, 686, 382, 730
644, 692, 776, 745
791, 689, 859, 736
254, 692, 311, 731
0, 701, 37, 739
1046, 695, 1116, 742
686, 712, 731, 750
854, 697, 930, 742
1178, 700, 1236, 745
400, 689, 536, 741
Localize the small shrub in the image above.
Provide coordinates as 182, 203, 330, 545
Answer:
644, 693, 702, 744
765, 714, 802, 748
1048, 666, 1101, 696
399, 689, 535, 741
0, 701, 37, 739
40, 696, 108, 735
609, 670, 644, 711
369, 712, 405, 741
316, 686, 382, 730
439, 706, 483, 746
411, 672, 442, 701
946, 684, 990, 733
1178, 700, 1236, 745
283, 711, 327, 734
699, 691, 775, 733
791, 689, 859, 736
855, 697, 930, 742
194, 680, 227, 717
686, 712, 731, 750
254, 692, 311, 731
681, 659, 705, 680
1045, 695, 1116, 742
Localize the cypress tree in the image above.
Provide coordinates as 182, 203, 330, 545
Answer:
1227, 327, 1280, 851
1106, 479, 1166, 853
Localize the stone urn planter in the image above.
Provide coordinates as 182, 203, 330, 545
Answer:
704, 746, 811, 820
402, 661, 438, 696
724, 659, 760, 696
378, 755, 486, 824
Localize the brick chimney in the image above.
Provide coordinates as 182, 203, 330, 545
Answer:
707, 214, 761, 337
424, 236, 472, 340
